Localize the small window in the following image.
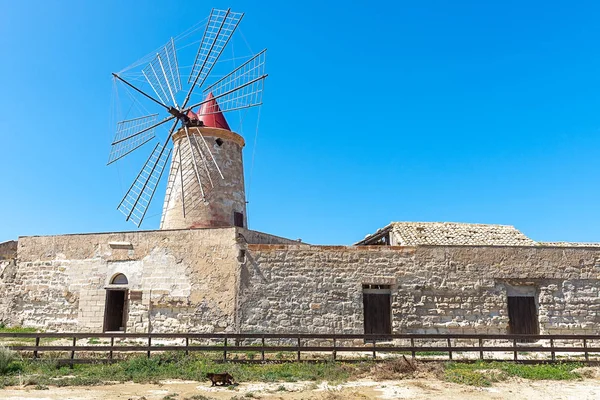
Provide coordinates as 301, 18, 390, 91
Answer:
215, 138, 224, 147
234, 211, 244, 228
111, 273, 128, 285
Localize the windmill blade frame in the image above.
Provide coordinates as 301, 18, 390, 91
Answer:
186, 73, 267, 115
108, 115, 176, 165
201, 49, 267, 115
142, 38, 181, 107
182, 8, 244, 108
117, 120, 178, 227
187, 9, 244, 86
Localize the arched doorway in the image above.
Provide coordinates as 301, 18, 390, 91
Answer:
103, 273, 129, 332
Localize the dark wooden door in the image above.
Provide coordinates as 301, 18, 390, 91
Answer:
103, 290, 127, 332
507, 296, 539, 335
363, 293, 391, 335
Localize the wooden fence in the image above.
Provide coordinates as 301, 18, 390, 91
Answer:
1, 332, 600, 365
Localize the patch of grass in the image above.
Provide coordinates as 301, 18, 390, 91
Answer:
88, 338, 100, 345
444, 369, 492, 387
415, 351, 448, 356
445, 361, 582, 384
163, 394, 179, 400
0, 347, 18, 374
183, 396, 215, 400
0, 325, 38, 333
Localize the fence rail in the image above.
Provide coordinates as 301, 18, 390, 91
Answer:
2, 332, 600, 365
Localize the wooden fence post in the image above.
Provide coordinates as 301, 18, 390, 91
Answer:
297, 337, 301, 361
333, 336, 337, 361
513, 338, 517, 361
223, 337, 228, 362
33, 336, 40, 359
109, 336, 114, 361
372, 339, 376, 360
584, 338, 589, 363
147, 336, 151, 359
550, 338, 555, 362
185, 337, 189, 356
479, 338, 484, 360
410, 338, 415, 359
447, 338, 452, 360
70, 337, 76, 368
261, 336, 265, 362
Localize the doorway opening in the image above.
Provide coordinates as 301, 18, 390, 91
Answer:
506, 285, 539, 340
103, 273, 129, 332
363, 284, 392, 339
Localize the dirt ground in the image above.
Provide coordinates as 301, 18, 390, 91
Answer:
2, 378, 600, 400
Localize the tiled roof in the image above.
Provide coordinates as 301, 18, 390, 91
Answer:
356, 222, 537, 246
390, 222, 537, 246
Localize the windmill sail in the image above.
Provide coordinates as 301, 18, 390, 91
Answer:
118, 142, 172, 227
142, 38, 182, 106
200, 50, 267, 114
187, 9, 243, 91
108, 114, 158, 165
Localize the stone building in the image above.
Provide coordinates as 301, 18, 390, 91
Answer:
2, 107, 600, 335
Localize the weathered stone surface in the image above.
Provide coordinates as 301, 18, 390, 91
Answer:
238, 244, 600, 335
160, 126, 247, 230
0, 240, 17, 260
4, 227, 600, 335
6, 228, 242, 332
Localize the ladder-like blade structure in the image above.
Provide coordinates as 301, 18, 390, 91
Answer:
142, 38, 182, 106
108, 114, 158, 164
118, 141, 172, 227
200, 50, 267, 114
176, 126, 227, 216
160, 146, 183, 228
177, 129, 210, 214
186, 9, 243, 93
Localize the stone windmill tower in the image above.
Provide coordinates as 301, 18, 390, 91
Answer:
106, 9, 266, 230
160, 93, 247, 230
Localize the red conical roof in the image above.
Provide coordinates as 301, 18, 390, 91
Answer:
194, 92, 231, 131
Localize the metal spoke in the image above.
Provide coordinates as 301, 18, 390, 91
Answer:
184, 125, 206, 201
112, 73, 170, 110
190, 133, 214, 188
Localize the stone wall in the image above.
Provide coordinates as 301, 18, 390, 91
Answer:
6, 228, 242, 332
238, 244, 600, 334
0, 240, 17, 260
6, 227, 600, 335
239, 229, 305, 245
161, 126, 247, 230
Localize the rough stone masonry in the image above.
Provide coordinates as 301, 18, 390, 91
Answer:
1, 222, 599, 334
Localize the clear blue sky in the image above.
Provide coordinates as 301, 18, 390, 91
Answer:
2, 0, 600, 244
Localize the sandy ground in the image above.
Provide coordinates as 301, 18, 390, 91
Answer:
2, 378, 600, 400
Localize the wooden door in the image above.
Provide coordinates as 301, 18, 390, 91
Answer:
507, 296, 539, 335
363, 292, 391, 336
103, 290, 127, 332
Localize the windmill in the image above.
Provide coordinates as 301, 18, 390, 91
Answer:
108, 8, 267, 229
